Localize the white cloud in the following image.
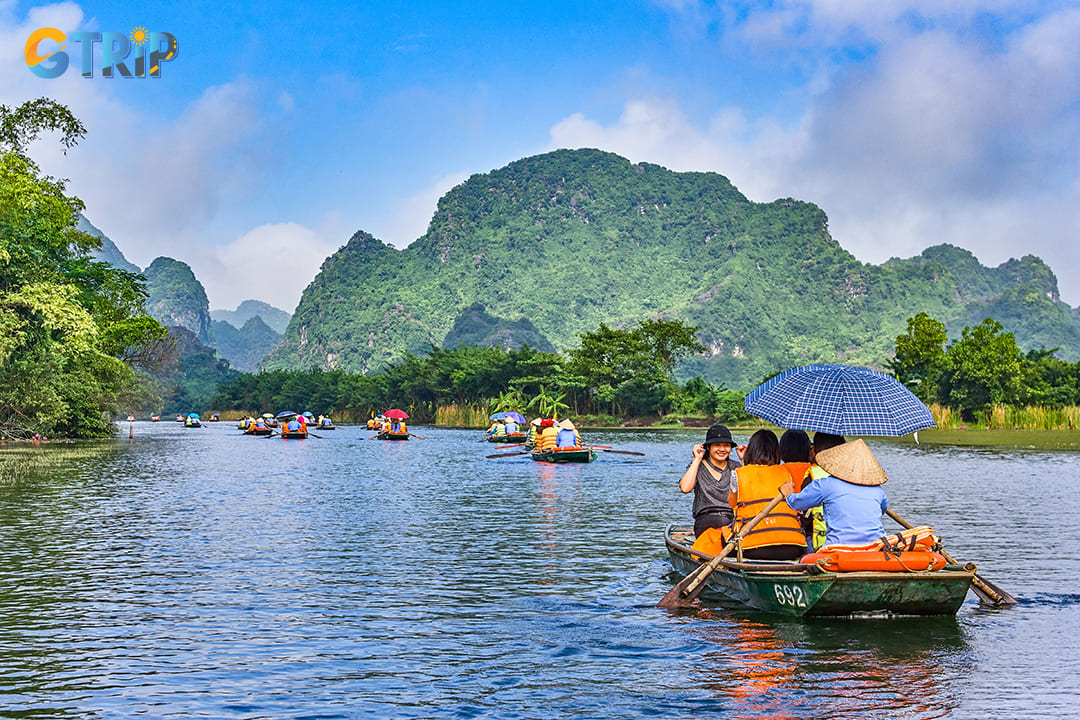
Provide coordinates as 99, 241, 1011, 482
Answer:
197, 222, 339, 312
549, 6, 1080, 305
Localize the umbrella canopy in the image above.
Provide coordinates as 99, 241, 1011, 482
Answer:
383, 409, 409, 419
262, 413, 274, 418
490, 411, 526, 424
276, 411, 298, 419
186, 413, 200, 419
302, 412, 315, 418
744, 364, 935, 437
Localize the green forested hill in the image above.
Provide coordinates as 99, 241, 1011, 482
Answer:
264, 149, 1080, 387
143, 257, 214, 346
211, 300, 292, 335
210, 317, 282, 372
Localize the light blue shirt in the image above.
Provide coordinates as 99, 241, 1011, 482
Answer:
785, 475, 888, 547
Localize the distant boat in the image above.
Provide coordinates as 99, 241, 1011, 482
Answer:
150, 416, 160, 422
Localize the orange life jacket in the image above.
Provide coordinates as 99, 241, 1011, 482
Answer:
782, 461, 812, 492
728, 465, 806, 550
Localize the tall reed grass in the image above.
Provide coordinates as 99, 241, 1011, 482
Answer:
930, 403, 1080, 430
435, 404, 489, 427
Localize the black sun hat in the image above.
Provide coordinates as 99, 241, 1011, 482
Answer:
703, 424, 735, 447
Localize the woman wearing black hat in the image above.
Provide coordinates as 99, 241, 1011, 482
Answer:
678, 424, 742, 537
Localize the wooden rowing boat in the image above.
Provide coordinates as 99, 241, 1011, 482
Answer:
377, 432, 410, 441
530, 447, 595, 463
281, 429, 308, 439
664, 525, 974, 617
488, 431, 528, 443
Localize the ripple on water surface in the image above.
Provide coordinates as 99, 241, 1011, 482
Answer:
0, 424, 1077, 718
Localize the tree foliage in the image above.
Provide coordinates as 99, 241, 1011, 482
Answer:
0, 99, 169, 438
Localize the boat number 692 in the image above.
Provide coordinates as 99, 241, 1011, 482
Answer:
773, 584, 807, 607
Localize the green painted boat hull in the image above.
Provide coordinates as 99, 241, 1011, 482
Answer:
378, 432, 409, 441
530, 448, 596, 463
489, 433, 529, 443
665, 525, 973, 617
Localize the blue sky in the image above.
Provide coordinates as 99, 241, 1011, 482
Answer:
4, 0, 1080, 312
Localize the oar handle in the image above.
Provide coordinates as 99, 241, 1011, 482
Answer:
681, 494, 786, 599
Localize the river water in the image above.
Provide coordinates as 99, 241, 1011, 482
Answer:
1, 423, 1077, 719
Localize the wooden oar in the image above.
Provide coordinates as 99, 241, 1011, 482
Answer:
307, 431, 323, 439
486, 450, 532, 459
496, 442, 527, 449
658, 494, 785, 609
594, 448, 645, 456
408, 432, 425, 440
263, 431, 279, 439
585, 444, 612, 449
886, 508, 1018, 606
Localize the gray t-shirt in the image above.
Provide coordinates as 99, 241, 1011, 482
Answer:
690, 457, 742, 519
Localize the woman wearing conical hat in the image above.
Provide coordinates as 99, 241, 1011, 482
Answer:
778, 439, 889, 547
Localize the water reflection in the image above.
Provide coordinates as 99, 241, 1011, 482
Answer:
689, 609, 970, 719
0, 426, 1076, 717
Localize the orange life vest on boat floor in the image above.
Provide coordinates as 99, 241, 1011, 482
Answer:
801, 549, 948, 572
725, 465, 806, 550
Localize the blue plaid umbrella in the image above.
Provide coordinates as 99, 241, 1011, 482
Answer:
744, 364, 935, 436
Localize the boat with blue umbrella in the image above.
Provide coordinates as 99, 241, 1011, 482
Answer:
486, 410, 529, 443
183, 413, 201, 428
659, 364, 1016, 614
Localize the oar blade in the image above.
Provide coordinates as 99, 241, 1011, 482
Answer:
657, 564, 708, 609
971, 574, 1020, 606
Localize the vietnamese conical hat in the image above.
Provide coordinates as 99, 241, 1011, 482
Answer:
531, 417, 543, 426
558, 419, 576, 430
814, 438, 888, 486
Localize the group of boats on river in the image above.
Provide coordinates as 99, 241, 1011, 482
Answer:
148, 363, 1019, 619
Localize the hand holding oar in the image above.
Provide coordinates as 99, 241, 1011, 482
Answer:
658, 493, 785, 609
886, 509, 1018, 606
486, 450, 531, 459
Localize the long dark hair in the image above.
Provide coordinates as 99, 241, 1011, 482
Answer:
779, 429, 811, 463
743, 429, 781, 466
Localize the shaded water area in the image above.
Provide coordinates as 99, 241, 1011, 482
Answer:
1, 423, 1078, 718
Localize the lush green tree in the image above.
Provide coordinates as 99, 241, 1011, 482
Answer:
0, 99, 168, 437
888, 312, 948, 403
937, 318, 1023, 419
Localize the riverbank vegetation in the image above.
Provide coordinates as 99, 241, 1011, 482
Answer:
0, 100, 172, 440
212, 312, 1080, 431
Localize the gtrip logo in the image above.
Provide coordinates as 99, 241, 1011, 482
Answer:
25, 27, 178, 79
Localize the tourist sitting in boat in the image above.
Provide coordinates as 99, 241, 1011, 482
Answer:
799, 432, 846, 549
487, 420, 506, 438
504, 419, 519, 435
537, 419, 559, 451
725, 429, 807, 561
678, 424, 741, 538
286, 417, 304, 433
555, 420, 580, 448
779, 438, 888, 548
779, 429, 812, 489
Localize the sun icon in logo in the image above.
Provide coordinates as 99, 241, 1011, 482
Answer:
130, 26, 149, 46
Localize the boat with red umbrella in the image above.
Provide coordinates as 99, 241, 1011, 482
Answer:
375, 409, 410, 440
